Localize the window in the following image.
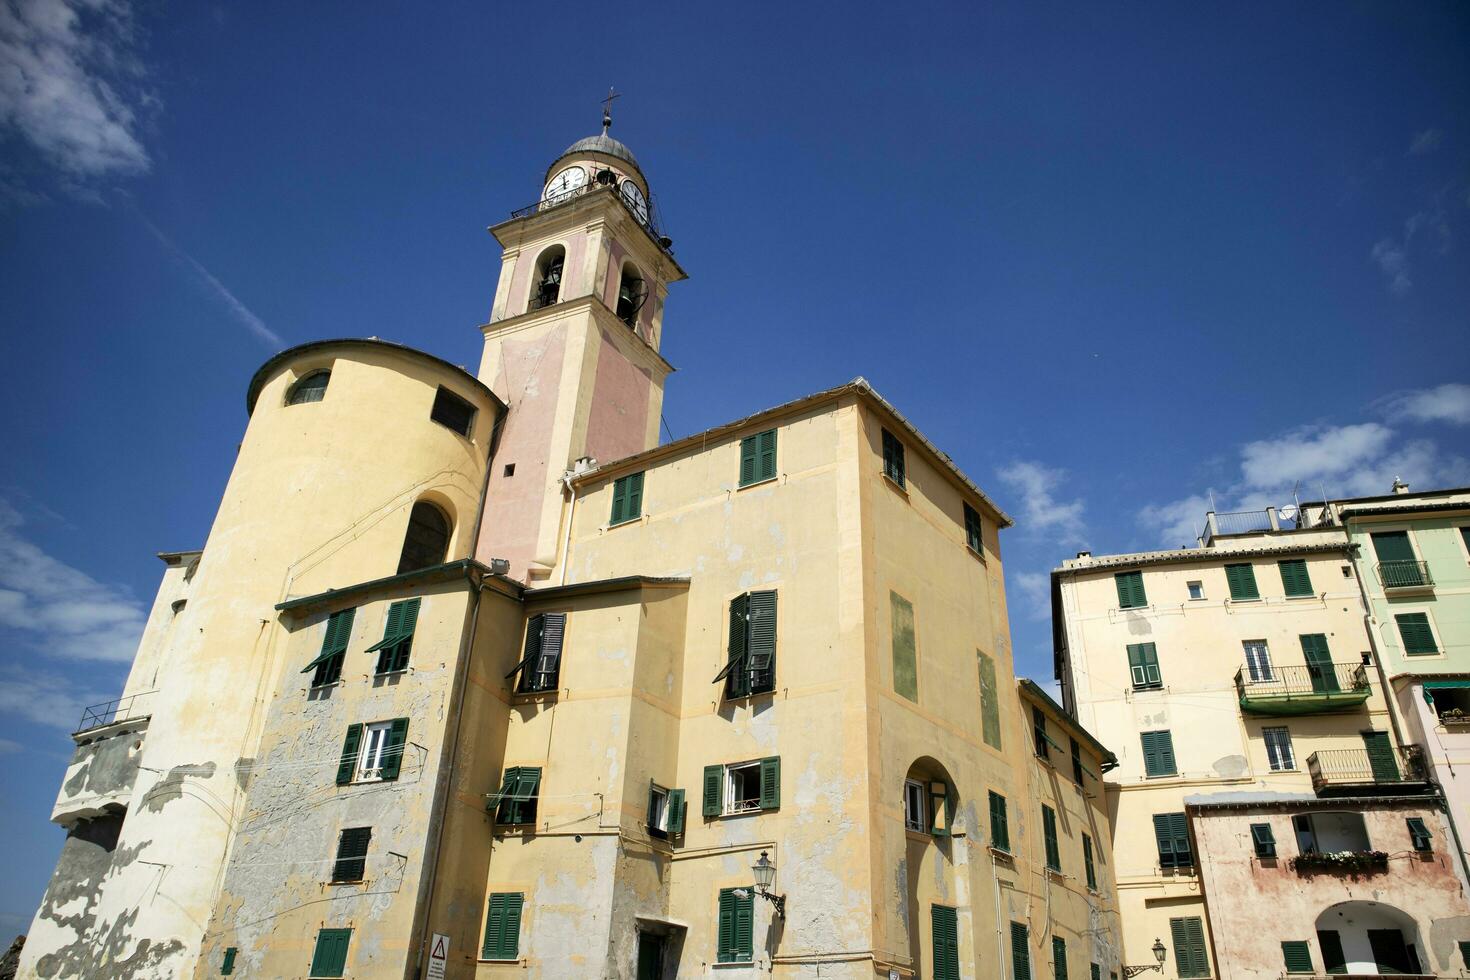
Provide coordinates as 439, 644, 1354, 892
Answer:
904, 779, 927, 832
331, 827, 371, 882
1052, 937, 1068, 980
978, 651, 1002, 749
1153, 812, 1192, 869
1250, 822, 1276, 858
1091, 965, 1101, 980
615, 266, 647, 326
302, 608, 355, 687
366, 598, 420, 674
647, 783, 685, 838
1082, 833, 1097, 890
221, 947, 237, 975
1141, 730, 1177, 777
1395, 612, 1438, 655
1281, 941, 1313, 974
890, 591, 918, 702
1300, 634, 1338, 692
1114, 571, 1147, 609
713, 591, 777, 698
1011, 922, 1032, 980
1127, 643, 1162, 689
530, 246, 564, 310
1263, 727, 1296, 771
480, 892, 524, 960
1407, 816, 1432, 852
309, 928, 351, 978
488, 767, 542, 825
1320, 931, 1348, 975
932, 905, 960, 980
1225, 562, 1259, 600
881, 428, 906, 487
430, 386, 476, 436
1279, 559, 1313, 598
1429, 685, 1470, 723
1071, 737, 1084, 783
1187, 580, 1204, 600
717, 887, 754, 963
1372, 530, 1423, 586
1293, 811, 1371, 854
509, 612, 566, 693
704, 757, 780, 817
927, 780, 955, 837
610, 471, 644, 526
336, 719, 408, 785
964, 503, 983, 553
1169, 917, 1208, 978
397, 501, 450, 574
287, 370, 330, 405
989, 791, 1010, 852
1042, 804, 1061, 871
1243, 640, 1272, 682
1034, 706, 1062, 760
739, 429, 777, 487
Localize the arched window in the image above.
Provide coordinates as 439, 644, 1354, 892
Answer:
530, 246, 565, 311
397, 502, 450, 574
286, 371, 330, 405
615, 265, 647, 327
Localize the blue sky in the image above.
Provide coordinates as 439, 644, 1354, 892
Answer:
2, 0, 1468, 932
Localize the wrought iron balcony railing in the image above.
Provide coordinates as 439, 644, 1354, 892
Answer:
507, 183, 673, 255
76, 691, 154, 734
1306, 745, 1428, 794
1377, 560, 1432, 590
1234, 662, 1371, 715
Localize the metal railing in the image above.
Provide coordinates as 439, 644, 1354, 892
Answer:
1306, 745, 1428, 793
1214, 509, 1275, 535
1235, 662, 1369, 702
507, 182, 673, 255
76, 691, 154, 734
1377, 560, 1432, 589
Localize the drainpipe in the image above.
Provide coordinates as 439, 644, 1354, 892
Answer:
557, 471, 579, 587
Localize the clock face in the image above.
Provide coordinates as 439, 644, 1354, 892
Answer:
619, 180, 648, 224
543, 166, 587, 202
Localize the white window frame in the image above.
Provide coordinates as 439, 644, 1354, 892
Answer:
648, 784, 669, 834
1187, 580, 1205, 601
1263, 727, 1295, 771
1243, 640, 1273, 682
903, 779, 928, 833
357, 721, 393, 782
724, 761, 762, 816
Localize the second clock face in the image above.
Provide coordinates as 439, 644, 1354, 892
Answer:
544, 166, 587, 201
620, 180, 648, 224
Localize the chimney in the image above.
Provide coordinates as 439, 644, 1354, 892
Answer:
1391, 476, 1410, 495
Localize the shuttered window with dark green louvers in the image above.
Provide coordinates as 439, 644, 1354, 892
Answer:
1011, 922, 1032, 980
1407, 817, 1432, 852
1319, 930, 1347, 975
610, 471, 644, 526
964, 503, 984, 554
714, 591, 777, 698
1153, 812, 1192, 869
703, 764, 723, 817
1279, 559, 1313, 598
1281, 941, 1313, 974
221, 947, 237, 975
336, 724, 363, 785
891, 591, 918, 702
1053, 937, 1068, 980
665, 788, 686, 834
882, 428, 906, 487
1395, 613, 1438, 655
488, 766, 541, 825
1225, 563, 1260, 600
480, 893, 524, 960
988, 791, 1010, 852
759, 756, 781, 810
367, 598, 420, 674
1127, 643, 1162, 688
740, 429, 777, 487
309, 928, 351, 978
1115, 571, 1147, 609
1141, 730, 1177, 777
1042, 805, 1061, 871
1250, 822, 1276, 858
303, 607, 356, 687
509, 612, 566, 693
331, 827, 371, 882
1083, 833, 1097, 890
1169, 917, 1209, 978
380, 717, 409, 781
717, 888, 754, 962
932, 905, 960, 980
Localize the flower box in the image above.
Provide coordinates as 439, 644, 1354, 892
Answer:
1289, 850, 1389, 876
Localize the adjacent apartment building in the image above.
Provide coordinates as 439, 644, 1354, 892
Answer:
1053, 491, 1470, 980
20, 122, 1123, 980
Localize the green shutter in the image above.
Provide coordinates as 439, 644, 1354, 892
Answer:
1052, 937, 1068, 980
757, 429, 777, 483
759, 756, 781, 810
482, 892, 524, 959
932, 905, 959, 980
1042, 805, 1060, 871
1250, 822, 1276, 857
1319, 930, 1347, 974
1127, 643, 1161, 688
703, 764, 723, 817
978, 651, 1001, 749
890, 591, 918, 702
724, 593, 750, 697
989, 791, 1010, 852
1083, 834, 1097, 890
1371, 530, 1416, 562
1141, 730, 1176, 777
309, 928, 351, 978
882, 428, 905, 487
1225, 563, 1260, 600
745, 590, 777, 692
1361, 731, 1400, 781
1153, 812, 1192, 868
1395, 613, 1438, 655
1115, 571, 1146, 608
611, 472, 644, 525
1279, 559, 1313, 597
1091, 966, 1100, 980
1281, 941, 1313, 973
221, 947, 237, 975
336, 724, 363, 785
739, 433, 759, 487
1406, 816, 1431, 852
930, 781, 955, 837
740, 430, 777, 486
1300, 634, 1339, 693
379, 717, 409, 781
1011, 922, 1032, 980
718, 887, 753, 962
302, 608, 356, 677
666, 788, 685, 834
332, 827, 371, 882
1170, 917, 1208, 978
964, 503, 983, 553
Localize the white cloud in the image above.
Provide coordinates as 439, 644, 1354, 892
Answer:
1408, 129, 1443, 155
0, 665, 116, 729
1137, 493, 1213, 549
1370, 238, 1411, 294
997, 460, 1087, 547
1380, 383, 1470, 426
1239, 423, 1393, 489
0, 737, 21, 753
0, 0, 153, 183
1010, 570, 1052, 623
0, 498, 147, 662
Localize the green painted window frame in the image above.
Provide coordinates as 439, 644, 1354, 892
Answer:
609, 471, 645, 526
1011, 922, 1032, 980
714, 591, 778, 698
881, 428, 906, 488
989, 791, 1010, 852
1250, 822, 1276, 858
890, 591, 918, 702
510, 612, 567, 693
1114, 571, 1147, 609
1082, 833, 1097, 890
717, 887, 754, 963
488, 766, 542, 826
1406, 816, 1432, 852
367, 598, 421, 674
1141, 730, 1177, 777
978, 651, 1002, 749
309, 928, 352, 978
1278, 559, 1314, 598
963, 502, 984, 554
1169, 917, 1209, 979
739, 429, 778, 487
702, 757, 780, 817
1052, 936, 1068, 980
1225, 562, 1260, 600
1153, 812, 1192, 869
302, 607, 356, 687
480, 892, 524, 960
1281, 940, 1313, 974
1395, 612, 1438, 655
1127, 642, 1162, 689
221, 946, 237, 975
1042, 804, 1061, 872
931, 904, 960, 980
330, 826, 371, 882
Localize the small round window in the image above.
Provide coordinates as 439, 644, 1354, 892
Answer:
286, 371, 330, 405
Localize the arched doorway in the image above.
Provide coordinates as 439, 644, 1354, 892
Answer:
1314, 901, 1424, 975
901, 757, 962, 979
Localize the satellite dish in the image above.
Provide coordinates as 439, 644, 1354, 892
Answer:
1278, 505, 1298, 522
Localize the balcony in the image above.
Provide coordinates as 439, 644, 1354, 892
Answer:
1307, 745, 1430, 796
507, 183, 674, 256
1235, 663, 1371, 716
76, 691, 154, 735
1376, 560, 1432, 593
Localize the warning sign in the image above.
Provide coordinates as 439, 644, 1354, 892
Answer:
427, 933, 450, 979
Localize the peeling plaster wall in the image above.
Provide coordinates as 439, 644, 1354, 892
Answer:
51, 721, 145, 824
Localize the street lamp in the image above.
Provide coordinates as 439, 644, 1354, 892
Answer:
1122, 938, 1167, 977
750, 850, 786, 920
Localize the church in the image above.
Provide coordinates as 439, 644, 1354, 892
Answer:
20, 117, 1123, 980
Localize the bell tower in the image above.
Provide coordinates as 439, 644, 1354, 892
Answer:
474, 111, 686, 582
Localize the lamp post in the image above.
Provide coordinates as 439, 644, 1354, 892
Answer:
750, 850, 786, 920
1122, 939, 1167, 978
